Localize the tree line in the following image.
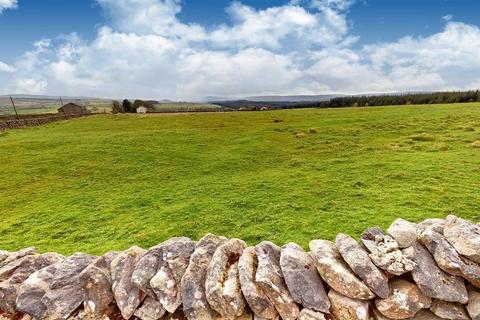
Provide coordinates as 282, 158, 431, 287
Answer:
112, 99, 156, 113
322, 90, 480, 108
215, 90, 480, 110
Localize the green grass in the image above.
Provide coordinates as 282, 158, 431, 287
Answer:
0, 99, 112, 116
1, 103, 479, 255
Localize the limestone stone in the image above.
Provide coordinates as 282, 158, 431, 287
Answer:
15, 256, 65, 318
279, 243, 330, 313
361, 228, 416, 276
297, 309, 326, 320
373, 308, 445, 320
132, 243, 165, 298
66, 309, 108, 320
111, 246, 147, 319
0, 251, 10, 263
336, 233, 390, 298
254, 241, 299, 320
309, 240, 374, 300
41, 253, 97, 320
206, 239, 247, 319
416, 219, 445, 235
430, 300, 469, 320
375, 279, 431, 319
411, 310, 444, 320
444, 215, 480, 264
161, 310, 193, 320
134, 296, 166, 320
387, 219, 418, 248
0, 252, 64, 314
66, 306, 123, 320
0, 314, 32, 320
150, 237, 196, 313
361, 227, 385, 252
419, 225, 480, 288
0, 247, 37, 269
79, 251, 120, 317
238, 247, 277, 320
328, 289, 370, 320
467, 288, 480, 320
372, 308, 391, 320
411, 242, 468, 304
181, 233, 228, 320
214, 309, 254, 320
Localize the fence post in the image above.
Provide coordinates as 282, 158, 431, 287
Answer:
9, 97, 19, 119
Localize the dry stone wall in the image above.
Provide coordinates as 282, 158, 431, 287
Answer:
0, 113, 93, 130
1, 214, 480, 320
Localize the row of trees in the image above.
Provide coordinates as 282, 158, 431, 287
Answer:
216, 90, 480, 110
112, 99, 156, 113
321, 90, 480, 108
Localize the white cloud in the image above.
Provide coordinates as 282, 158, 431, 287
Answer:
209, 3, 317, 49
310, 0, 355, 11
96, 0, 206, 41
363, 22, 480, 91
0, 0, 17, 13
0, 61, 15, 73
176, 48, 303, 97
15, 78, 48, 94
4, 0, 480, 99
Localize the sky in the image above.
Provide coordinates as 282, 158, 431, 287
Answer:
0, 0, 480, 100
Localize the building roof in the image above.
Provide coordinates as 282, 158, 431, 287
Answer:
58, 102, 88, 113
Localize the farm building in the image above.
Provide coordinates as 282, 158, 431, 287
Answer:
136, 106, 148, 114
58, 103, 88, 114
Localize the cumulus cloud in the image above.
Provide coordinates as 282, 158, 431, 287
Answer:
363, 22, 480, 91
96, 0, 206, 41
0, 61, 15, 73
0, 0, 17, 13
4, 0, 480, 99
310, 0, 355, 11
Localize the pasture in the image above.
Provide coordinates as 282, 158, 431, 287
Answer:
0, 97, 112, 116
0, 103, 479, 255
154, 102, 222, 112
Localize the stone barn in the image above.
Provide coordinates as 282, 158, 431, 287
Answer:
58, 103, 88, 115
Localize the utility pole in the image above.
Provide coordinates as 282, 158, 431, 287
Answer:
59, 96, 64, 106
10, 96, 19, 119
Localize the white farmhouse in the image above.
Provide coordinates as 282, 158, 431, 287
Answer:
136, 106, 148, 114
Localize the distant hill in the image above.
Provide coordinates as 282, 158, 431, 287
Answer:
205, 94, 342, 103
0, 94, 113, 116
245, 94, 341, 102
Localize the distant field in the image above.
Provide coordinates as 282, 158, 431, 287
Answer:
0, 97, 112, 115
154, 102, 222, 112
0, 99, 220, 115
0, 103, 479, 255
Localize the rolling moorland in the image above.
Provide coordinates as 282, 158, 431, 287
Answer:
0, 103, 479, 255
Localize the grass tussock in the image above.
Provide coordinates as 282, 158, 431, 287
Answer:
408, 133, 436, 142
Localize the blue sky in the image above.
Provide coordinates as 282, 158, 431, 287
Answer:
1, 0, 480, 99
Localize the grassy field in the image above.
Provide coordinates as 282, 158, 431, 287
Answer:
154, 102, 222, 112
0, 98, 112, 115
1, 103, 479, 255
